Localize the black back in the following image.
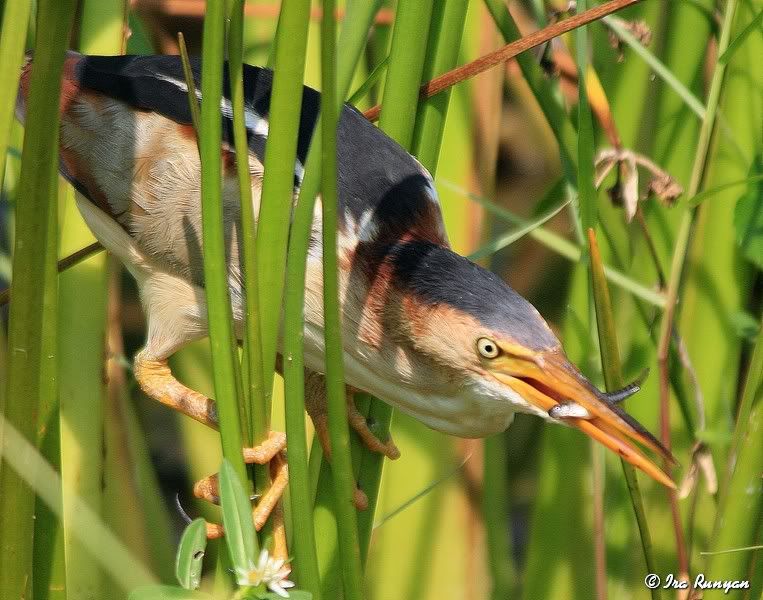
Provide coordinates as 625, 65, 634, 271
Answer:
75, 54, 445, 245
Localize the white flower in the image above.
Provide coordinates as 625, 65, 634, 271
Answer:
235, 549, 296, 598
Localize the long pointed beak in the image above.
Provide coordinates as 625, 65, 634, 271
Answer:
491, 349, 676, 489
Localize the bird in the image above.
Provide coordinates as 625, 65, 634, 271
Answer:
16, 52, 675, 540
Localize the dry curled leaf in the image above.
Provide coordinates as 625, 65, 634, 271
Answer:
649, 174, 683, 205
619, 154, 639, 221
678, 442, 718, 499
596, 147, 683, 218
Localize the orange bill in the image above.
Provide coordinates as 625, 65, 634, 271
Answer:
490, 348, 676, 489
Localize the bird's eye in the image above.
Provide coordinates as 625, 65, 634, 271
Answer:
476, 337, 500, 359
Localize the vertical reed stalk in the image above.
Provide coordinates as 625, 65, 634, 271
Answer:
706, 311, 763, 582
411, 0, 470, 170
588, 229, 661, 600
31, 177, 65, 600
227, 0, 271, 529
282, 2, 382, 594
199, 0, 246, 480
320, 2, 364, 598
0, 0, 76, 596
356, 0, 435, 559
483, 433, 515, 599
57, 6, 128, 598
254, 0, 311, 403
0, 0, 33, 192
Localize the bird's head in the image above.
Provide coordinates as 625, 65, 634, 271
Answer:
387, 241, 675, 488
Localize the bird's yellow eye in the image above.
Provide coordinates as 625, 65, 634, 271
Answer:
476, 337, 500, 359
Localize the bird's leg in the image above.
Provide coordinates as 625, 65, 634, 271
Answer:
194, 433, 287, 539
345, 388, 400, 460
305, 371, 399, 510
134, 351, 218, 427
134, 350, 288, 538
198, 446, 289, 551
306, 371, 399, 460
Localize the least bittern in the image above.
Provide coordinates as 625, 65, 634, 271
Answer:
16, 53, 675, 543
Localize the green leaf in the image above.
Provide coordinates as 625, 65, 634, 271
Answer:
218, 459, 256, 574
603, 15, 706, 120
467, 198, 570, 261
347, 56, 389, 106
175, 518, 207, 590
719, 8, 763, 63
689, 173, 763, 207
128, 585, 214, 600
733, 157, 763, 269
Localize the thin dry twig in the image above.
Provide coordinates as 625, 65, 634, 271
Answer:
0, 241, 103, 307
363, 0, 645, 121
134, 0, 396, 24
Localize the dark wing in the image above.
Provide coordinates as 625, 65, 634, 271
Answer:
74, 54, 448, 248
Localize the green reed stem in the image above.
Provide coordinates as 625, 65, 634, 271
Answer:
282, 1, 381, 593
178, 33, 201, 136
58, 6, 129, 598
657, 0, 738, 373
483, 434, 516, 599
32, 183, 66, 600
588, 228, 661, 600
320, 2, 364, 598
575, 0, 596, 233
228, 0, 271, 527
355, 0, 435, 561
411, 0, 469, 171
0, 0, 33, 193
199, 0, 246, 481
255, 0, 311, 404
0, 1, 76, 596
706, 310, 763, 580
377, 0, 434, 149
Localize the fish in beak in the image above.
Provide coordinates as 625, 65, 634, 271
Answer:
489, 346, 676, 488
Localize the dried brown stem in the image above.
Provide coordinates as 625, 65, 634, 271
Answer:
135, 0, 395, 24
363, 0, 644, 122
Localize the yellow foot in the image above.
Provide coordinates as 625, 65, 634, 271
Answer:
194, 432, 288, 540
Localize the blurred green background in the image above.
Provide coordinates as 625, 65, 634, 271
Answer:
0, 0, 761, 599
